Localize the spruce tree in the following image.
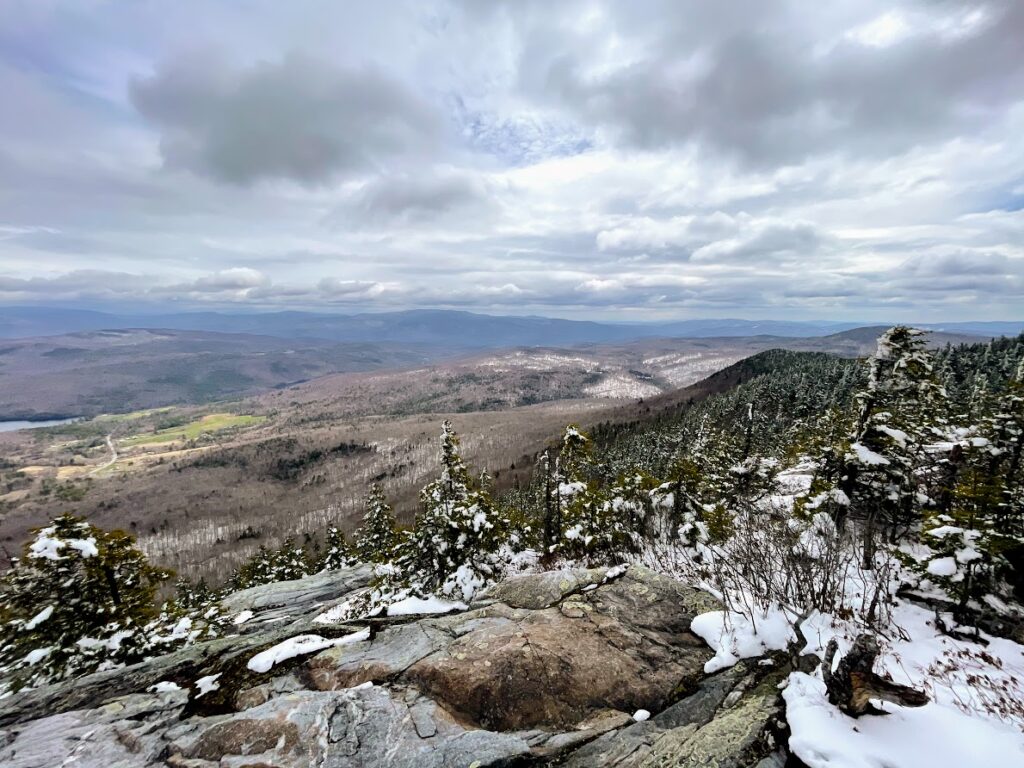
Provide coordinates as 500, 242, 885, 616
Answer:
0, 515, 170, 691
354, 484, 400, 563
555, 425, 631, 562
321, 526, 356, 570
838, 327, 941, 563
269, 537, 311, 581
232, 537, 311, 589
404, 421, 506, 600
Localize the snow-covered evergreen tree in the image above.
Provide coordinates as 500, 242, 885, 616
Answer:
403, 420, 507, 600
232, 537, 311, 588
320, 525, 356, 570
555, 425, 635, 561
0, 515, 170, 691
354, 483, 400, 563
990, 359, 1024, 535
835, 327, 942, 561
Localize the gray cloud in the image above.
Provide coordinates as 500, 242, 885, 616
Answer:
519, 0, 1024, 166
131, 53, 442, 185
332, 169, 496, 228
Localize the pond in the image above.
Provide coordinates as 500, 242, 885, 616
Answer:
0, 418, 80, 433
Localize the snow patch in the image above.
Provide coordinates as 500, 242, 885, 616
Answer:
24, 605, 54, 630
23, 647, 52, 665
246, 630, 370, 674
926, 557, 958, 577
784, 671, 1024, 768
194, 673, 221, 698
386, 596, 467, 616
848, 443, 890, 466
691, 609, 796, 673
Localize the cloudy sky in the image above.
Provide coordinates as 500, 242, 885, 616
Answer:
1, 0, 1022, 321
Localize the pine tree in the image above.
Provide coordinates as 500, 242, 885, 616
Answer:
269, 537, 311, 581
0, 515, 170, 691
838, 327, 942, 563
554, 425, 634, 562
403, 421, 507, 600
321, 526, 356, 570
915, 461, 1011, 620
990, 359, 1024, 536
354, 484, 400, 563
232, 537, 311, 589
232, 545, 275, 589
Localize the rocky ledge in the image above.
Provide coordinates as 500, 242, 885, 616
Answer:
0, 565, 799, 767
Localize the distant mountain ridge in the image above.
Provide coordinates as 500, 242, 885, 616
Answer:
0, 306, 1019, 346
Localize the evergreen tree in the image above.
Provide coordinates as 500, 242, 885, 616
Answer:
321, 526, 356, 570
836, 327, 941, 562
354, 483, 400, 563
403, 421, 507, 600
990, 359, 1024, 536
231, 545, 275, 589
0, 515, 170, 691
232, 537, 311, 589
555, 425, 635, 562
269, 537, 311, 581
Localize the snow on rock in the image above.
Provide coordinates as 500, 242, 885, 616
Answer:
385, 596, 467, 616
194, 673, 221, 698
247, 630, 371, 674
149, 681, 181, 693
23, 647, 52, 665
232, 609, 254, 625
848, 443, 890, 466
690, 608, 796, 673
632, 709, 651, 722
24, 605, 53, 630
604, 564, 629, 581
76, 629, 134, 652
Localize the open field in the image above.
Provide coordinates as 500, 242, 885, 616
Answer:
120, 413, 265, 446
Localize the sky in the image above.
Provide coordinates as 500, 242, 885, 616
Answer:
0, 0, 1022, 322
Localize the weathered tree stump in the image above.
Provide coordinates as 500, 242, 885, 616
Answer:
822, 634, 928, 717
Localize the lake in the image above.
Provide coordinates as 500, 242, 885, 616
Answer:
0, 418, 80, 433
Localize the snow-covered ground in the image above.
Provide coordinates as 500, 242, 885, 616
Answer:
583, 372, 662, 399
690, 597, 1024, 767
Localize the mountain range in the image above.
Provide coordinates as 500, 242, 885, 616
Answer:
2, 306, 1021, 346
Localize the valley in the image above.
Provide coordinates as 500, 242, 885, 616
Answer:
0, 323, 989, 584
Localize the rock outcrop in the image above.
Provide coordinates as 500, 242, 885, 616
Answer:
0, 563, 800, 767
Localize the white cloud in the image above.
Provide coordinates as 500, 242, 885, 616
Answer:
846, 11, 912, 48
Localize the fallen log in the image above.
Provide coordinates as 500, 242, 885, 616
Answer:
822, 633, 928, 717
